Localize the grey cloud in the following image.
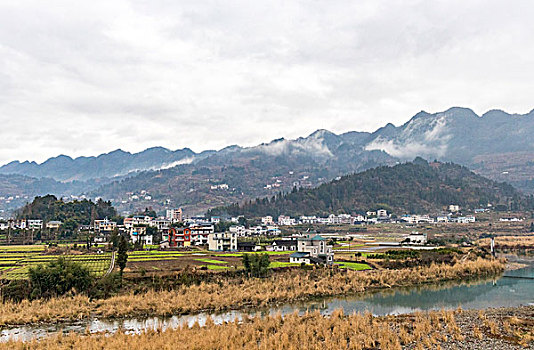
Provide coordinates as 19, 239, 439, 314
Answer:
0, 0, 533, 164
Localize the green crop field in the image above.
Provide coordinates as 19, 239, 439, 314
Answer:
0, 250, 113, 280
269, 261, 300, 268
335, 262, 372, 271
206, 264, 230, 270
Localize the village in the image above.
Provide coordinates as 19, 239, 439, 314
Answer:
0, 202, 518, 271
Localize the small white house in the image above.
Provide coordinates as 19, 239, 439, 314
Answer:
449, 205, 460, 213
261, 216, 274, 225
405, 232, 427, 245
377, 209, 388, 218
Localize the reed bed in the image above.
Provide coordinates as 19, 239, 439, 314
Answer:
478, 235, 534, 249
6, 306, 532, 349
0, 257, 504, 326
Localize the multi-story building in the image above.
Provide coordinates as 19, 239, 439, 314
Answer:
377, 209, 388, 218
132, 216, 153, 226
130, 226, 153, 245
229, 225, 247, 236
94, 218, 117, 233
300, 216, 318, 224
278, 215, 296, 226
261, 216, 273, 225
165, 224, 215, 247
166, 208, 183, 222
289, 234, 333, 265
208, 232, 237, 251
27, 219, 43, 230
405, 232, 427, 245
149, 219, 171, 231
268, 239, 297, 251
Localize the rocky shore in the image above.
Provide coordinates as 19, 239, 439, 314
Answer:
404, 306, 534, 349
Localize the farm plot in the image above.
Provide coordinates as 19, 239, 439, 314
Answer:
0, 252, 113, 279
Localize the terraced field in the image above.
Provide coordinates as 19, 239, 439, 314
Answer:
0, 246, 113, 279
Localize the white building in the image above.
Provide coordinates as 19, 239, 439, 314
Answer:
249, 225, 268, 236
377, 209, 388, 218
27, 219, 43, 230
499, 217, 523, 222
436, 216, 449, 223
455, 216, 476, 223
208, 232, 237, 251
289, 234, 333, 265
300, 216, 318, 224
337, 214, 352, 224
352, 215, 366, 223
132, 216, 153, 226
229, 225, 247, 236
130, 226, 153, 245
405, 232, 427, 245
149, 219, 171, 230
327, 214, 342, 225
278, 215, 297, 226
189, 225, 214, 245
449, 205, 460, 213
261, 216, 274, 225
94, 218, 117, 233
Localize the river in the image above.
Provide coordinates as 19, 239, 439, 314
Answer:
2, 263, 533, 342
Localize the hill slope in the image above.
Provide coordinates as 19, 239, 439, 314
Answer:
208, 159, 531, 217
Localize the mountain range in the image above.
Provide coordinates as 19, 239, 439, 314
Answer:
0, 107, 533, 216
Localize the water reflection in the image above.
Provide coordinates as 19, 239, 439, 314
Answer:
2, 265, 532, 342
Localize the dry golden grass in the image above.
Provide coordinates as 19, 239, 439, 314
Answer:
478, 235, 534, 248
0, 258, 504, 327
5, 307, 532, 350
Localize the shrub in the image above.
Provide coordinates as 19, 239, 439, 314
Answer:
88, 272, 122, 299
28, 257, 94, 299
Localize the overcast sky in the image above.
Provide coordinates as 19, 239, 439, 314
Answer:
1, 0, 533, 164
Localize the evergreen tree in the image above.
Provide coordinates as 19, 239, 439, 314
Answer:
117, 236, 128, 277
110, 228, 119, 250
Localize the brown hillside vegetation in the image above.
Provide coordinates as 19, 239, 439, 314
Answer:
0, 258, 503, 326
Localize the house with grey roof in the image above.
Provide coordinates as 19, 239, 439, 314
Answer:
289, 234, 333, 265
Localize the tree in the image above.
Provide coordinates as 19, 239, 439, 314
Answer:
110, 228, 119, 250
117, 235, 128, 276
28, 257, 93, 299
242, 253, 270, 277
242, 254, 251, 273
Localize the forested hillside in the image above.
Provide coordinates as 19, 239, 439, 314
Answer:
16, 195, 120, 231
209, 159, 532, 217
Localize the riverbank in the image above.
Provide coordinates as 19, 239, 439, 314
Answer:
4, 305, 532, 349
0, 258, 504, 327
